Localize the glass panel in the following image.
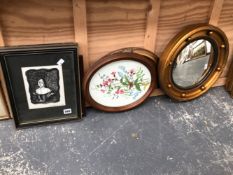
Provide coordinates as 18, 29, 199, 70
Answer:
172, 39, 214, 88
89, 60, 152, 107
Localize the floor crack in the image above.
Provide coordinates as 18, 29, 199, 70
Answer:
82, 119, 129, 161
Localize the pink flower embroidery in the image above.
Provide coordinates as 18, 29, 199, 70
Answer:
130, 69, 135, 73
111, 71, 116, 77
102, 81, 109, 86
96, 66, 148, 99
115, 89, 124, 94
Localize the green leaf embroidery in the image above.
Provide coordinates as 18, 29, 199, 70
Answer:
124, 75, 130, 84
96, 66, 150, 99
120, 78, 128, 85
135, 82, 141, 91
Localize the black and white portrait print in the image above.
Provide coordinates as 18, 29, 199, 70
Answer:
26, 69, 59, 104
21, 65, 66, 109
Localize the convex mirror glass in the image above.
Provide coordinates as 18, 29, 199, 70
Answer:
172, 39, 214, 88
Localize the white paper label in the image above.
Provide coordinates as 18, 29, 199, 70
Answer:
57, 59, 65, 65
63, 108, 72, 114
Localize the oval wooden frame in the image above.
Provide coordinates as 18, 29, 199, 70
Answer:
83, 52, 157, 112
159, 24, 229, 101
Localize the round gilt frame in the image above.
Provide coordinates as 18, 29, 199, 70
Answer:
159, 24, 229, 101
83, 52, 157, 112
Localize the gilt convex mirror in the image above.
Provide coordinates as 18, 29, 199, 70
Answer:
159, 24, 229, 101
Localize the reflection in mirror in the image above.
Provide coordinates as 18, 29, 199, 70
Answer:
172, 39, 214, 88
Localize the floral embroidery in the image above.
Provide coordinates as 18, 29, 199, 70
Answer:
95, 66, 150, 99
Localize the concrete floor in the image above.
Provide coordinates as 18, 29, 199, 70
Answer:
0, 87, 232, 175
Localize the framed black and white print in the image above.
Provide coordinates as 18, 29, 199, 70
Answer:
21, 65, 66, 109
0, 43, 84, 127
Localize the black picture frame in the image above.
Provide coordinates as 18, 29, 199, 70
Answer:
0, 43, 84, 128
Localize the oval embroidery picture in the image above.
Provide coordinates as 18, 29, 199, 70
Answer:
89, 60, 152, 107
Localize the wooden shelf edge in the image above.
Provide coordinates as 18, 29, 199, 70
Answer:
0, 26, 4, 46
72, 0, 89, 72
144, 0, 161, 52
0, 25, 11, 119
208, 0, 224, 26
